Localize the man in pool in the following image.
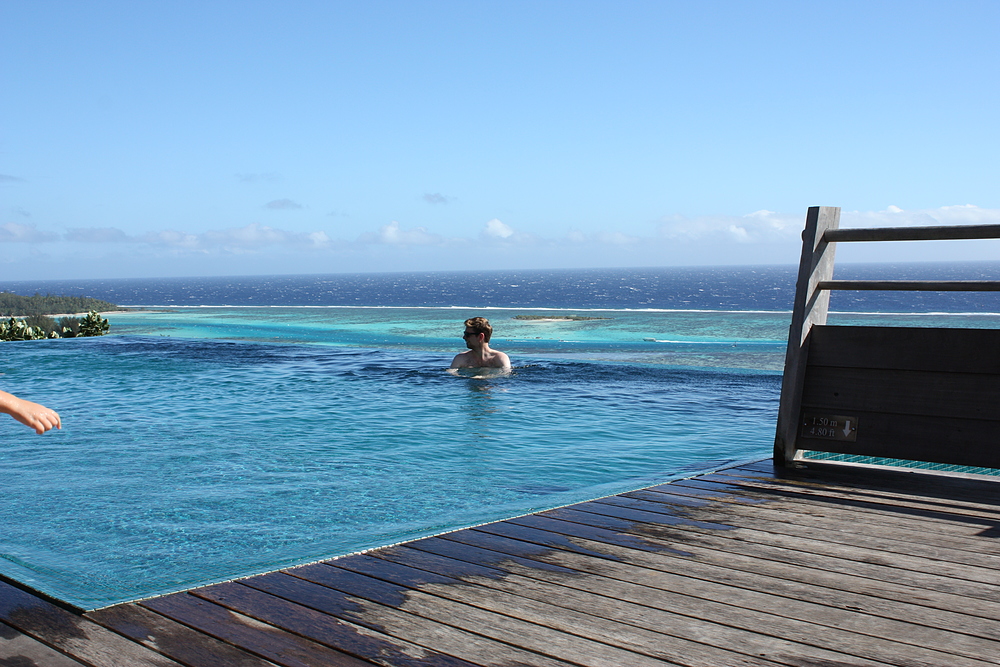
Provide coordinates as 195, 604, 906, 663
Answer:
451, 317, 511, 370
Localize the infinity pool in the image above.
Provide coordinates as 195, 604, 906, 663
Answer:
0, 333, 778, 609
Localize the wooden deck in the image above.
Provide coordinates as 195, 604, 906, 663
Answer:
2, 458, 999, 666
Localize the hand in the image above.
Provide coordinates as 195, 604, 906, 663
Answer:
4, 396, 61, 434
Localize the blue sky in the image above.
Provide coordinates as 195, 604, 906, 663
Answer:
2, 1, 999, 279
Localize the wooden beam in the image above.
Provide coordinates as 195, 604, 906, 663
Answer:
817, 280, 1000, 291
774, 206, 840, 466
825, 224, 1000, 242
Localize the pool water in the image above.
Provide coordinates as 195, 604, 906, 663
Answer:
0, 330, 779, 609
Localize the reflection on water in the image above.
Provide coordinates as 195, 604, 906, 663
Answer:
457, 373, 505, 441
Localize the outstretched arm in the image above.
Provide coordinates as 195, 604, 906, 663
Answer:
0, 390, 61, 434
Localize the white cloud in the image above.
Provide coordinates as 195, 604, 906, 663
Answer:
361, 220, 442, 246
842, 204, 1000, 228
65, 227, 131, 243
166, 223, 330, 250
10, 204, 999, 279
658, 210, 801, 242
595, 231, 640, 245
139, 229, 203, 249
483, 218, 514, 239
58, 223, 330, 253
0, 222, 58, 243
727, 225, 751, 242
306, 231, 330, 245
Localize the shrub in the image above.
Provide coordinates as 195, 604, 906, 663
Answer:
0, 312, 109, 341
0, 317, 46, 341
58, 316, 81, 338
24, 314, 59, 337
78, 311, 110, 337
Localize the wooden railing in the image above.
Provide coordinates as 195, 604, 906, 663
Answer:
773, 207, 1000, 468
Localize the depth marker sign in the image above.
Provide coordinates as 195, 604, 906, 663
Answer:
800, 414, 858, 442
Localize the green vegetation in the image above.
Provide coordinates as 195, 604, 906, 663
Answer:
78, 311, 110, 336
513, 314, 611, 321
0, 292, 120, 317
0, 317, 54, 341
0, 311, 110, 341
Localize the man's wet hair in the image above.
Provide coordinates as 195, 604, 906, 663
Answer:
464, 317, 493, 342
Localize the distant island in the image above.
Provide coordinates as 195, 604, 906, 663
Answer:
0, 292, 121, 317
513, 314, 611, 321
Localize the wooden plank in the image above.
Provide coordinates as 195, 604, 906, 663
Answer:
801, 365, 1000, 420
0, 581, 182, 667
0, 620, 87, 667
365, 541, 1000, 665
141, 592, 373, 667
602, 493, 1000, 570
272, 564, 677, 667
702, 464, 1000, 515
331, 554, 825, 667
679, 475, 1000, 537
548, 504, 1000, 588
633, 483, 1000, 559
188, 579, 501, 667
662, 480, 1000, 544
429, 526, 1000, 627
824, 224, 1000, 242
223, 572, 579, 667
713, 461, 1000, 509
817, 279, 1000, 291
411, 533, 568, 573
698, 465, 1000, 508
572, 494, 1000, 584
86, 602, 282, 667
806, 325, 1000, 374
496, 512, 1000, 604
403, 533, 1000, 646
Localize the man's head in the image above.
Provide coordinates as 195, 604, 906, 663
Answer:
463, 317, 493, 343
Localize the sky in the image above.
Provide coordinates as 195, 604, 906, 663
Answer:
2, 0, 999, 280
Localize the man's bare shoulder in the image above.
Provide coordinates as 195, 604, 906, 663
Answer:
450, 349, 510, 369
492, 350, 512, 369
450, 351, 475, 368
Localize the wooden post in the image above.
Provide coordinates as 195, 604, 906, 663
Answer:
773, 206, 841, 466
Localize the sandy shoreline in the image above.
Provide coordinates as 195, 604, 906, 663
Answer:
7, 310, 134, 319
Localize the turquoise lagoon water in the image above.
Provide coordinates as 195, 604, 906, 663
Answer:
4, 305, 1000, 609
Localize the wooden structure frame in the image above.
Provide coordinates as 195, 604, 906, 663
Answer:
774, 206, 1000, 468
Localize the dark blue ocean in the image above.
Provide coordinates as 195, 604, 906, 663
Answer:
6, 261, 1000, 311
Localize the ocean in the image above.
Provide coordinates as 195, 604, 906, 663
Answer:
7, 261, 1000, 311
